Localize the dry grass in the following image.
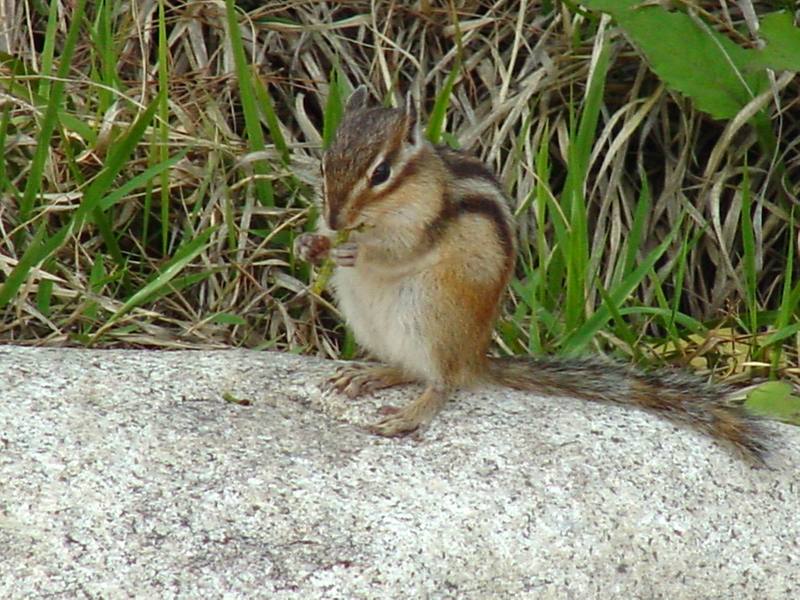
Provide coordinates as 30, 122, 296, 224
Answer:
0, 1, 798, 386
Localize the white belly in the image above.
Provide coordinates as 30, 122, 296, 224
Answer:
332, 267, 435, 380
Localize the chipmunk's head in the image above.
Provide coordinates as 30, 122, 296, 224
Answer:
321, 86, 427, 231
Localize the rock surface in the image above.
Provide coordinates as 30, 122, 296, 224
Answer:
1, 346, 798, 599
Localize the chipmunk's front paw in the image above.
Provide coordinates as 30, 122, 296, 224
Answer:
294, 233, 331, 265
330, 242, 359, 267
327, 364, 412, 398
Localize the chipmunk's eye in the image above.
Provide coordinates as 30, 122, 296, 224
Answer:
369, 160, 391, 187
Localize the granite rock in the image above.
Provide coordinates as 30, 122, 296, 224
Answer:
1, 346, 797, 599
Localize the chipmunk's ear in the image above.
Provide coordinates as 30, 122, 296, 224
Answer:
345, 85, 369, 113
404, 92, 420, 146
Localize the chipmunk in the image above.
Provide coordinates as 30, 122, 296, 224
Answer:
295, 86, 768, 462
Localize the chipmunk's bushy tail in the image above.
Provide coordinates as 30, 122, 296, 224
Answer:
487, 356, 769, 463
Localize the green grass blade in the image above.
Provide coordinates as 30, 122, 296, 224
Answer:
762, 321, 800, 350
0, 99, 160, 307
20, 0, 88, 221
508, 111, 535, 198
533, 124, 555, 342
89, 255, 106, 292
322, 67, 347, 150
562, 39, 610, 334
770, 205, 798, 372
0, 103, 13, 197
36, 0, 61, 100
81, 99, 160, 224
253, 71, 289, 164
157, 0, 171, 253
223, 0, 273, 206
1, 75, 97, 143
563, 215, 682, 355
596, 278, 641, 358
740, 162, 758, 339
766, 212, 800, 349
645, 264, 683, 349
98, 150, 188, 211
617, 306, 706, 335
36, 277, 54, 317
426, 4, 463, 144
669, 223, 699, 333
142, 127, 157, 257
425, 63, 459, 144
91, 225, 219, 341
91, 0, 119, 112
0, 224, 52, 307
621, 175, 651, 279
91, 205, 124, 268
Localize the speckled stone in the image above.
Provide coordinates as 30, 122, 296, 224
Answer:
0, 346, 797, 599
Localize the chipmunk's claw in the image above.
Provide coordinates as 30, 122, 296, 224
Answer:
369, 407, 423, 436
327, 364, 413, 398
330, 242, 359, 267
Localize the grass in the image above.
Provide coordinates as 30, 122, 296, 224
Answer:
0, 1, 798, 398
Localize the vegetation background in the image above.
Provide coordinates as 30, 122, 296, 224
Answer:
0, 1, 798, 418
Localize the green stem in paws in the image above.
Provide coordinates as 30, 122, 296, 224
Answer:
311, 229, 350, 295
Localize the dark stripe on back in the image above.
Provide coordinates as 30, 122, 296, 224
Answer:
424, 190, 459, 246
459, 195, 515, 258
437, 146, 499, 185
425, 193, 514, 260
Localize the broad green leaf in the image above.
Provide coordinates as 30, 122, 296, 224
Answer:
745, 381, 800, 425
756, 11, 800, 71
583, 0, 768, 119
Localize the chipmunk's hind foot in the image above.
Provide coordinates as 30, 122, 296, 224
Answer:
370, 384, 450, 437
